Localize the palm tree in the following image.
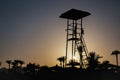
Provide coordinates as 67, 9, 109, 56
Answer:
6, 60, 12, 69
26, 63, 37, 73
87, 52, 102, 69
17, 60, 25, 72
12, 60, 19, 71
111, 50, 120, 66
19, 60, 25, 68
0, 62, 1, 67
57, 56, 66, 67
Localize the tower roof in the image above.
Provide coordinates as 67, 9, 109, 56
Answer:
60, 9, 91, 20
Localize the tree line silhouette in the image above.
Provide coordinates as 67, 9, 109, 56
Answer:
0, 50, 120, 80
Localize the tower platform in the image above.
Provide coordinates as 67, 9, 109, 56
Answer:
60, 9, 91, 20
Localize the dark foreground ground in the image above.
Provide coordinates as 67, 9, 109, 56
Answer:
0, 68, 120, 80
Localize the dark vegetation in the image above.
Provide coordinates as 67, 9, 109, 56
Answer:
0, 50, 120, 80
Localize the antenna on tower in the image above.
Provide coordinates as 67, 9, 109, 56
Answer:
60, 9, 91, 68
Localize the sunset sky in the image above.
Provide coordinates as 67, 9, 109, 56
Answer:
1, 0, 120, 67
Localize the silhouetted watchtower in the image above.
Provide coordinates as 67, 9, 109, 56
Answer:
60, 9, 91, 68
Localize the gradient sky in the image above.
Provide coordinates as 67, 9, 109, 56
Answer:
0, 0, 120, 67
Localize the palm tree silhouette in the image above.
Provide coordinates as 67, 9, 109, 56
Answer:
57, 56, 66, 67
111, 50, 120, 66
0, 62, 1, 67
17, 60, 25, 72
87, 52, 102, 69
12, 60, 19, 71
19, 60, 25, 68
6, 60, 12, 69
26, 63, 37, 73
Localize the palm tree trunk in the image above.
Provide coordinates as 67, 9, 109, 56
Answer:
9, 64, 10, 69
60, 62, 62, 67
116, 55, 118, 66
